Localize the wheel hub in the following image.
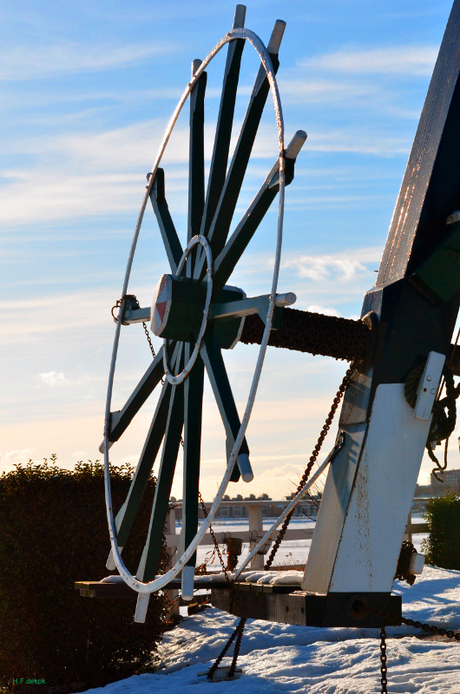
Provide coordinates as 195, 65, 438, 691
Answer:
151, 273, 207, 341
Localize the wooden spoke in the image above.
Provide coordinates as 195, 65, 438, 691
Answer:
188, 63, 207, 245
114, 379, 174, 549
182, 344, 205, 569
212, 132, 305, 295
106, 343, 179, 445
194, 23, 283, 279
113, 345, 183, 550
149, 168, 183, 273
213, 159, 281, 295
200, 328, 252, 483
201, 33, 245, 239
137, 361, 185, 582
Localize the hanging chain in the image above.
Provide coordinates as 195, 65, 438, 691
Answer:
265, 362, 355, 569
400, 615, 460, 639
359, 603, 460, 693
427, 366, 457, 480
208, 363, 356, 680
380, 627, 388, 693
198, 492, 230, 583
394, 540, 417, 586
358, 602, 460, 640
142, 321, 157, 360
228, 617, 247, 678
207, 617, 246, 680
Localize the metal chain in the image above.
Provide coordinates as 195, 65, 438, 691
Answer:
360, 603, 460, 641
229, 617, 247, 678
380, 627, 388, 693
207, 364, 356, 681
427, 366, 457, 480
142, 321, 157, 359
264, 362, 355, 569
400, 615, 460, 639
359, 603, 460, 693
394, 540, 417, 586
207, 617, 245, 680
111, 295, 130, 323
198, 492, 230, 583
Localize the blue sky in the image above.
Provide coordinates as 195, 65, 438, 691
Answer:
0, 0, 455, 499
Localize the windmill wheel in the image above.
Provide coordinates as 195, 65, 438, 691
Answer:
102, 4, 306, 622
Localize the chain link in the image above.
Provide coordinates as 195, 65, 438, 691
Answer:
142, 321, 157, 359
380, 627, 388, 693
400, 615, 460, 640
198, 492, 231, 583
207, 617, 245, 680
361, 603, 460, 641
394, 540, 417, 586
207, 364, 356, 680
404, 362, 459, 482
229, 617, 247, 678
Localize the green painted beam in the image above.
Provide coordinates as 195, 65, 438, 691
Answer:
212, 132, 304, 295
114, 379, 173, 548
105, 346, 165, 444
188, 64, 206, 246
137, 367, 185, 582
182, 346, 205, 569
150, 168, 183, 273
200, 328, 253, 483
411, 217, 460, 302
113, 345, 183, 549
194, 40, 281, 280
201, 35, 245, 238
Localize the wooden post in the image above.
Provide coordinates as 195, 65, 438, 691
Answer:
404, 510, 412, 544
165, 506, 180, 616
248, 503, 264, 568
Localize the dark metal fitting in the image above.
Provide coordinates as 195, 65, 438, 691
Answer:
346, 594, 369, 621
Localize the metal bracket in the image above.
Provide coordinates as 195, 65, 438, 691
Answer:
414, 351, 446, 420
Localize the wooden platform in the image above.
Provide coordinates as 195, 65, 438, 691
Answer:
75, 575, 228, 598
75, 576, 402, 629
211, 583, 402, 628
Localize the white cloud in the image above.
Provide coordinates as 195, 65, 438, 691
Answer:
306, 305, 339, 317
301, 45, 438, 77
282, 254, 368, 282
36, 371, 67, 387
0, 41, 175, 81
0, 117, 280, 225
280, 78, 379, 104
304, 129, 410, 156
0, 447, 37, 467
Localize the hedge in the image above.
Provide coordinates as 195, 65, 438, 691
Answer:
422, 491, 460, 570
0, 457, 167, 692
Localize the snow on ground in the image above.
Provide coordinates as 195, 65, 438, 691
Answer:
84, 519, 460, 693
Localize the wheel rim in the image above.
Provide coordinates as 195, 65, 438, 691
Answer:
102, 12, 292, 602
